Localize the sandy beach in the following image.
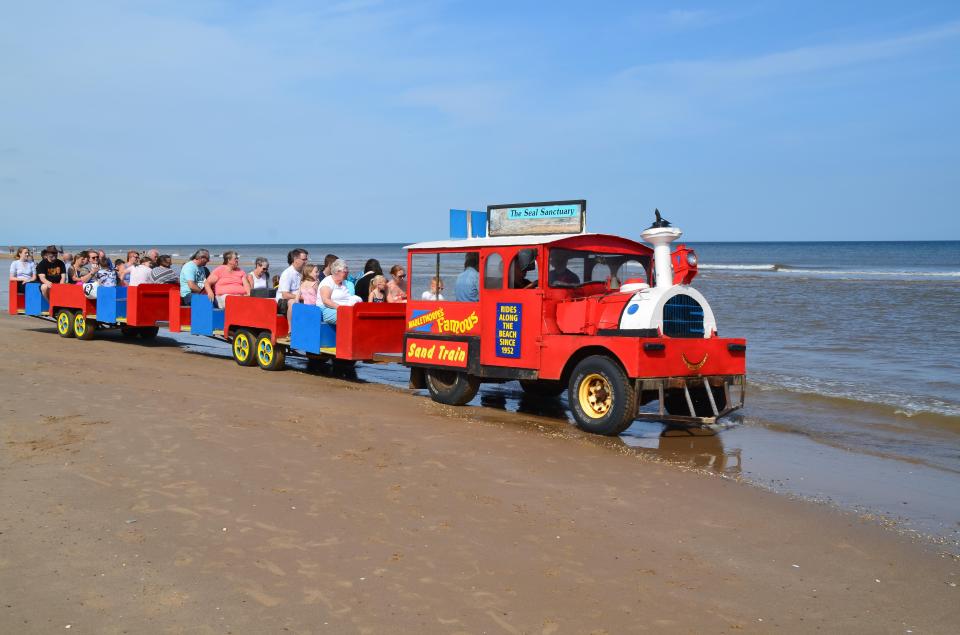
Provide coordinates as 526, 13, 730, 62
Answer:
1, 313, 958, 633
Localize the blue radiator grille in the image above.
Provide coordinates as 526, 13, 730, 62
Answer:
663, 294, 705, 338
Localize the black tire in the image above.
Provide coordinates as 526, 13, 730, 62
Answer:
120, 325, 139, 339
138, 326, 160, 340
255, 333, 286, 371
425, 368, 480, 406
73, 312, 96, 340
306, 356, 330, 372
232, 329, 257, 367
518, 379, 565, 398
567, 355, 637, 436
664, 384, 727, 418
56, 309, 75, 338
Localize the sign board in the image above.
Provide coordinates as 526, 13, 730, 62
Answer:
487, 200, 585, 237
495, 302, 522, 358
405, 337, 469, 368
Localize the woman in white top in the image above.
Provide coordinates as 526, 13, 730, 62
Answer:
8, 247, 37, 288
127, 255, 154, 287
247, 257, 270, 291
318, 259, 361, 324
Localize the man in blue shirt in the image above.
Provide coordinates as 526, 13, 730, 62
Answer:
179, 249, 211, 305
454, 252, 480, 302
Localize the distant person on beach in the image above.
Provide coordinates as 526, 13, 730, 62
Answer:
61, 252, 73, 283
276, 248, 309, 313
318, 259, 361, 324
150, 255, 178, 284
298, 264, 321, 306
179, 249, 211, 305
128, 255, 154, 287
118, 250, 140, 286
354, 258, 383, 302
454, 252, 480, 302
247, 257, 271, 297
36, 245, 65, 299
204, 250, 250, 308
421, 276, 445, 301
368, 275, 387, 303
387, 265, 407, 303
8, 247, 37, 290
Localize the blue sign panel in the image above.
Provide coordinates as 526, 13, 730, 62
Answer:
495, 303, 522, 358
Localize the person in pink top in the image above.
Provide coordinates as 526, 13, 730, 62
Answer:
204, 250, 251, 308
298, 263, 321, 306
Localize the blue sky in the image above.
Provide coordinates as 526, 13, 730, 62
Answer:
2, 0, 958, 244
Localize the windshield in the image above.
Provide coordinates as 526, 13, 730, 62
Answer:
547, 248, 651, 289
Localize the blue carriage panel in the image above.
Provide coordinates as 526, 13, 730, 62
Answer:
290, 303, 336, 354
190, 294, 225, 335
24, 283, 49, 315
96, 286, 128, 323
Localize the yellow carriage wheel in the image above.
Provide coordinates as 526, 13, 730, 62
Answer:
56, 310, 74, 338
577, 373, 613, 419
232, 330, 256, 366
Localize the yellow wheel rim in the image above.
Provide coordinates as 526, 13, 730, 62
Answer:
234, 334, 250, 362
257, 339, 273, 365
74, 314, 85, 336
578, 373, 613, 419
57, 313, 70, 334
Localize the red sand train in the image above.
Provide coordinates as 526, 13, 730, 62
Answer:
9, 201, 746, 435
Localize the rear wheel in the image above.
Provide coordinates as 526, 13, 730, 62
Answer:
138, 326, 159, 340
567, 355, 637, 436
425, 369, 480, 406
56, 309, 75, 338
519, 379, 565, 398
232, 329, 257, 367
73, 313, 96, 340
256, 334, 286, 371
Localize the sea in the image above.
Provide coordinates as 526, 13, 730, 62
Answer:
6, 240, 960, 548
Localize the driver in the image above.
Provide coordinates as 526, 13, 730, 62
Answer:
548, 251, 580, 286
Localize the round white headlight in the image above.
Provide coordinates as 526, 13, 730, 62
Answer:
686, 251, 698, 267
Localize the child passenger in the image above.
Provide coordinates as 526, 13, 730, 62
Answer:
368, 275, 387, 303
420, 277, 445, 301
299, 264, 321, 306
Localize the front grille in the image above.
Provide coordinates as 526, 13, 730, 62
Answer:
662, 294, 705, 338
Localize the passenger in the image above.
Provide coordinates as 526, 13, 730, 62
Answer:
318, 259, 361, 324
548, 252, 580, 286
179, 249, 211, 306
150, 255, 178, 284
454, 252, 480, 302
9, 247, 37, 291
118, 250, 140, 286
421, 276, 445, 301
321, 254, 338, 279
276, 248, 309, 314
70, 251, 90, 285
354, 258, 383, 302
368, 275, 387, 303
61, 252, 73, 283
36, 245, 66, 299
386, 265, 407, 303
204, 250, 250, 308
146, 248, 160, 263
128, 255, 154, 287
298, 264, 321, 306
512, 249, 538, 289
247, 257, 271, 297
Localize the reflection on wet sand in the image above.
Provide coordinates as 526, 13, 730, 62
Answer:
619, 423, 742, 475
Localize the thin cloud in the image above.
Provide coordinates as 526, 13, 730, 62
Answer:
621, 20, 960, 82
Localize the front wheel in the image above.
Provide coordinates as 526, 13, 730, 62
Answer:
232, 329, 257, 367
567, 355, 637, 436
255, 334, 286, 371
425, 368, 480, 406
56, 309, 75, 338
73, 313, 96, 340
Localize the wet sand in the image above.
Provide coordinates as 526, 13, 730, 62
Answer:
1, 315, 958, 633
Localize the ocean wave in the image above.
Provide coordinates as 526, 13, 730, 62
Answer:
749, 375, 960, 419
700, 263, 960, 278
